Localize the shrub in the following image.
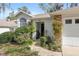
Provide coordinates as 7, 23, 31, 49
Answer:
15, 34, 33, 46
5, 46, 31, 53
15, 26, 30, 36
39, 36, 55, 50
52, 44, 58, 51
15, 35, 26, 44
14, 21, 36, 42
28, 20, 36, 33
0, 32, 14, 43
40, 36, 47, 47
27, 20, 36, 39
15, 21, 36, 38
5, 46, 38, 56
46, 36, 53, 50
23, 39, 33, 46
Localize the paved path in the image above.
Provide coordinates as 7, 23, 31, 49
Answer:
31, 44, 62, 56
62, 46, 79, 56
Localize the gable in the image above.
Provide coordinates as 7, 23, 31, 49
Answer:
16, 13, 32, 20
15, 11, 32, 18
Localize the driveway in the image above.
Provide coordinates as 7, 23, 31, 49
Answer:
62, 37, 79, 56
62, 46, 79, 56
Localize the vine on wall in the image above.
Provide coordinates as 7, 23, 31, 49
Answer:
51, 15, 62, 51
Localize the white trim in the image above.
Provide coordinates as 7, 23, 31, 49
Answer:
14, 10, 33, 17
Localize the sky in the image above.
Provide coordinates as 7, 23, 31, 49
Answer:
0, 3, 68, 19
10, 3, 44, 14
0, 3, 44, 19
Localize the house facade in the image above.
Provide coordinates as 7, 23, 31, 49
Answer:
0, 11, 53, 40
0, 7, 79, 47
32, 14, 53, 39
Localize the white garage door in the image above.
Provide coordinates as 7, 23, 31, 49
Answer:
63, 36, 79, 46
62, 17, 79, 46
0, 28, 10, 34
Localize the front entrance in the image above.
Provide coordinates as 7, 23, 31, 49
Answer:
36, 22, 44, 39
41, 22, 44, 36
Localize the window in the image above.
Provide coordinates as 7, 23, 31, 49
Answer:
65, 19, 72, 24
75, 19, 79, 24
20, 18, 26, 26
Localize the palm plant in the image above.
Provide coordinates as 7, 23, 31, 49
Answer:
0, 3, 11, 18
66, 3, 69, 8
70, 3, 78, 7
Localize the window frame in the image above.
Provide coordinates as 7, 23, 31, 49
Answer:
65, 19, 72, 24
75, 19, 79, 24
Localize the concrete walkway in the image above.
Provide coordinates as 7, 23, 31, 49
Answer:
62, 46, 79, 56
31, 44, 62, 56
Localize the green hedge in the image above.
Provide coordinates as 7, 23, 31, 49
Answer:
0, 32, 14, 43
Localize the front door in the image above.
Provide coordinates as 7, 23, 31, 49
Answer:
36, 22, 44, 39
41, 22, 44, 36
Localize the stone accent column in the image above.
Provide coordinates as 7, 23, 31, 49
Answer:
50, 14, 62, 51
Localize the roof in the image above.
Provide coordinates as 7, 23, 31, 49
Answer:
0, 20, 17, 27
50, 7, 79, 15
32, 13, 50, 19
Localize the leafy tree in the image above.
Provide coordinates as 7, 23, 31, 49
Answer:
7, 11, 15, 20
18, 6, 31, 14
70, 3, 78, 7
66, 3, 78, 8
38, 3, 64, 13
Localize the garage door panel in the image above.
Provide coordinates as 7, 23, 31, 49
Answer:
63, 37, 79, 46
